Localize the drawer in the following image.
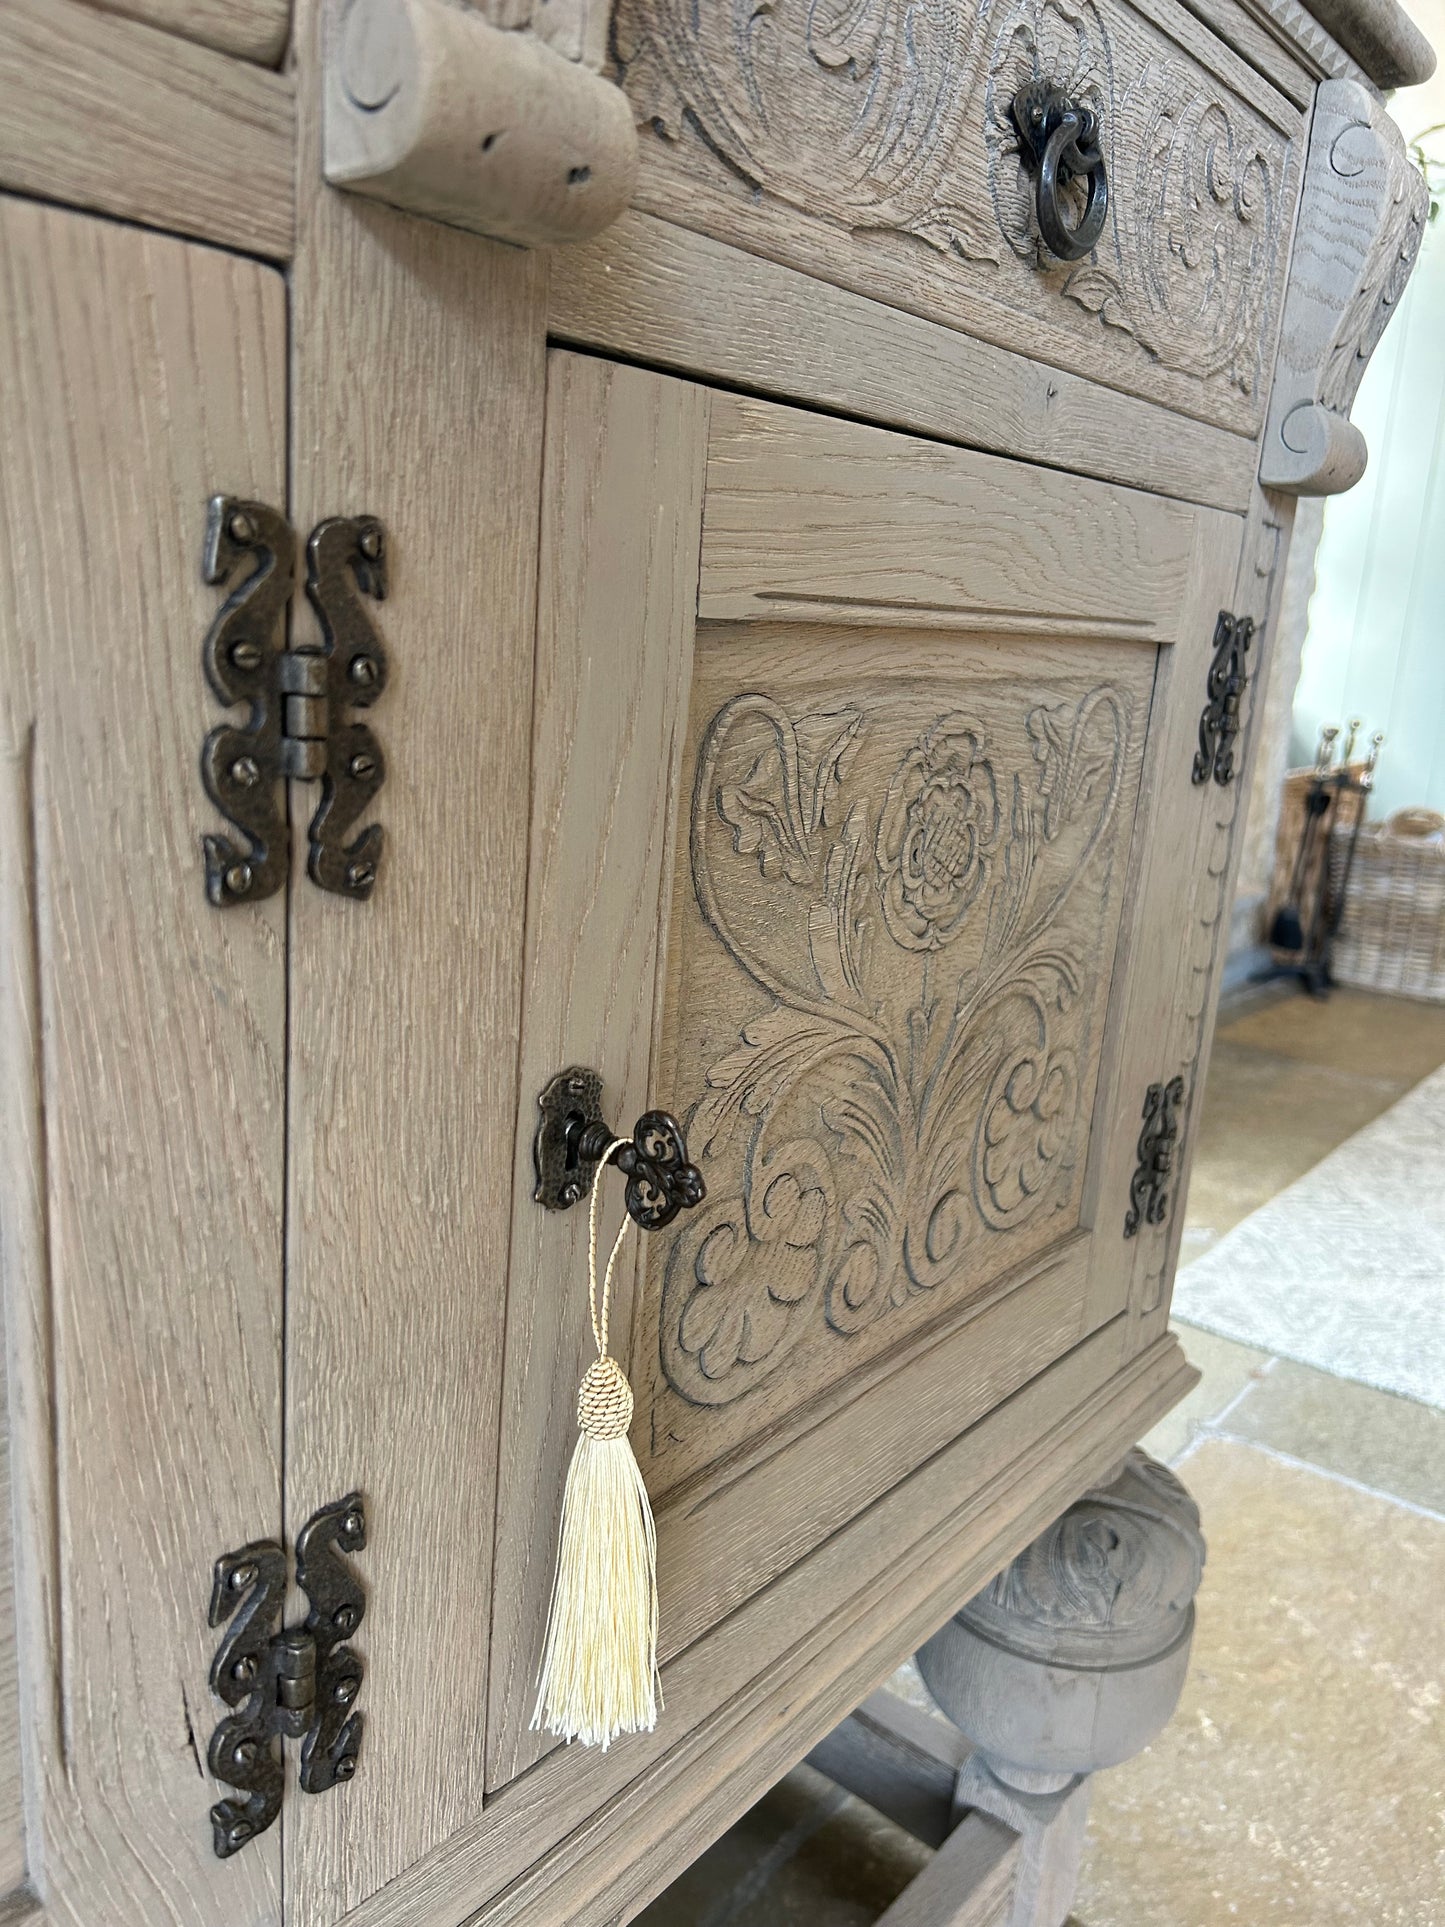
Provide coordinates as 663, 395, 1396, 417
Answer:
485, 352, 1244, 1790
611, 0, 1303, 436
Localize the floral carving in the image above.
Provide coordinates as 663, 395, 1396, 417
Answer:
660, 683, 1132, 1408
877, 719, 1001, 950
615, 0, 1292, 414
1061, 60, 1280, 397
614, 0, 1001, 267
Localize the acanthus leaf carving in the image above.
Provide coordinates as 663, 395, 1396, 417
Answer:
614, 0, 1292, 409
659, 681, 1132, 1410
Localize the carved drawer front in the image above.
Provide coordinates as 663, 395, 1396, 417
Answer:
485, 354, 1244, 1792
612, 0, 1302, 436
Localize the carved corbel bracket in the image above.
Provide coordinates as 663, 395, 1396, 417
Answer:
325, 0, 638, 248
1260, 79, 1428, 496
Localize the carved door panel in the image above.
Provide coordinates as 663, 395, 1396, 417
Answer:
486, 350, 1243, 1788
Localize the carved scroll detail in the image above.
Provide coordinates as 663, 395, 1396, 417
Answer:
1260, 78, 1428, 495
614, 0, 1291, 408
659, 685, 1131, 1409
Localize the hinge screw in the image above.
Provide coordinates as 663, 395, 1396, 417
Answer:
358, 526, 382, 561
348, 752, 376, 781
230, 1562, 258, 1592
333, 1605, 359, 1635
335, 1755, 358, 1780
343, 1509, 364, 1539
232, 1656, 259, 1685
233, 1740, 260, 1768
226, 1820, 252, 1851
349, 655, 380, 689
228, 511, 255, 545
334, 1677, 359, 1705
224, 863, 254, 899
346, 862, 376, 893
229, 639, 263, 674
230, 756, 261, 788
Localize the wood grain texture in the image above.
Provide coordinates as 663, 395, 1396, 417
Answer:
0, 200, 286, 1925
0, 0, 294, 259
340, 1327, 1194, 1927
1233, 0, 1373, 84
1176, 0, 1318, 104
1129, 488, 1296, 1350
652, 1243, 1095, 1659
874, 1814, 1020, 1927
0, 735, 46, 1922
0, 1351, 22, 1896
548, 214, 1258, 516
484, 354, 709, 1792
613, 0, 1303, 434
699, 394, 1195, 637
1301, 0, 1435, 83
807, 1689, 969, 1849
1079, 506, 1247, 1337
1188, 0, 1369, 98
283, 1, 549, 1915
81, 0, 290, 64
1260, 78, 1428, 496
326, 0, 638, 247
641, 612, 1155, 1509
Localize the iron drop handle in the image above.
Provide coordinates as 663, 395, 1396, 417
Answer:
1011, 83, 1109, 263
533, 1066, 705, 1231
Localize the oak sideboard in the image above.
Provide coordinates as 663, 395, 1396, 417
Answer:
0, 0, 1432, 1921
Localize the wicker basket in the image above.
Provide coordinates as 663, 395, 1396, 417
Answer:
1330, 807, 1445, 1001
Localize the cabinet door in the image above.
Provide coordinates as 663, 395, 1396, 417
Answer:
0, 199, 287, 1924
485, 352, 1243, 1787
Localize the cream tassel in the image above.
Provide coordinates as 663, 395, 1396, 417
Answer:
532, 1145, 661, 1749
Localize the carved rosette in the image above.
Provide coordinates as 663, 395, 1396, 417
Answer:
1261, 79, 1428, 494
657, 682, 1132, 1411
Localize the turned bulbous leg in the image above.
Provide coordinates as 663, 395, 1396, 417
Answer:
915, 1449, 1206, 1927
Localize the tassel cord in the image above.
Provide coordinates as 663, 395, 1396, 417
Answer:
531, 1140, 661, 1748
587, 1138, 633, 1364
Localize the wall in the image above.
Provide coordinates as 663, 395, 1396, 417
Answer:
1291, 21, 1445, 823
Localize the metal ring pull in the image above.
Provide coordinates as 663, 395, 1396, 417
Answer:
1011, 83, 1109, 263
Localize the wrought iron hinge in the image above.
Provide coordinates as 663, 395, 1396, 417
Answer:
200, 495, 389, 907
1124, 1077, 1185, 1237
207, 1493, 367, 1858
1192, 610, 1255, 787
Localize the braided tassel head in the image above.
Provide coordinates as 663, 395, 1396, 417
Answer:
531, 1149, 660, 1749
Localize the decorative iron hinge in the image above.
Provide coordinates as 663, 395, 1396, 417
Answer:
1124, 1077, 1185, 1238
200, 495, 389, 907
1192, 610, 1255, 787
207, 1493, 367, 1858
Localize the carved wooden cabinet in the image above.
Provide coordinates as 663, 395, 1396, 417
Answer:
0, 0, 1431, 1922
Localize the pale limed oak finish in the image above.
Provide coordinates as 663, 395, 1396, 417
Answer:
0, 200, 287, 1925
0, 0, 294, 259
0, 0, 1432, 1921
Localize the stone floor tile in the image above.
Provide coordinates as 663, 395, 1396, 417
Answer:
1217, 984, 1445, 1085
1180, 1041, 1401, 1252
1140, 1325, 1275, 1465
1071, 1438, 1445, 1927
1222, 1360, 1445, 1517
634, 1764, 928, 1927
